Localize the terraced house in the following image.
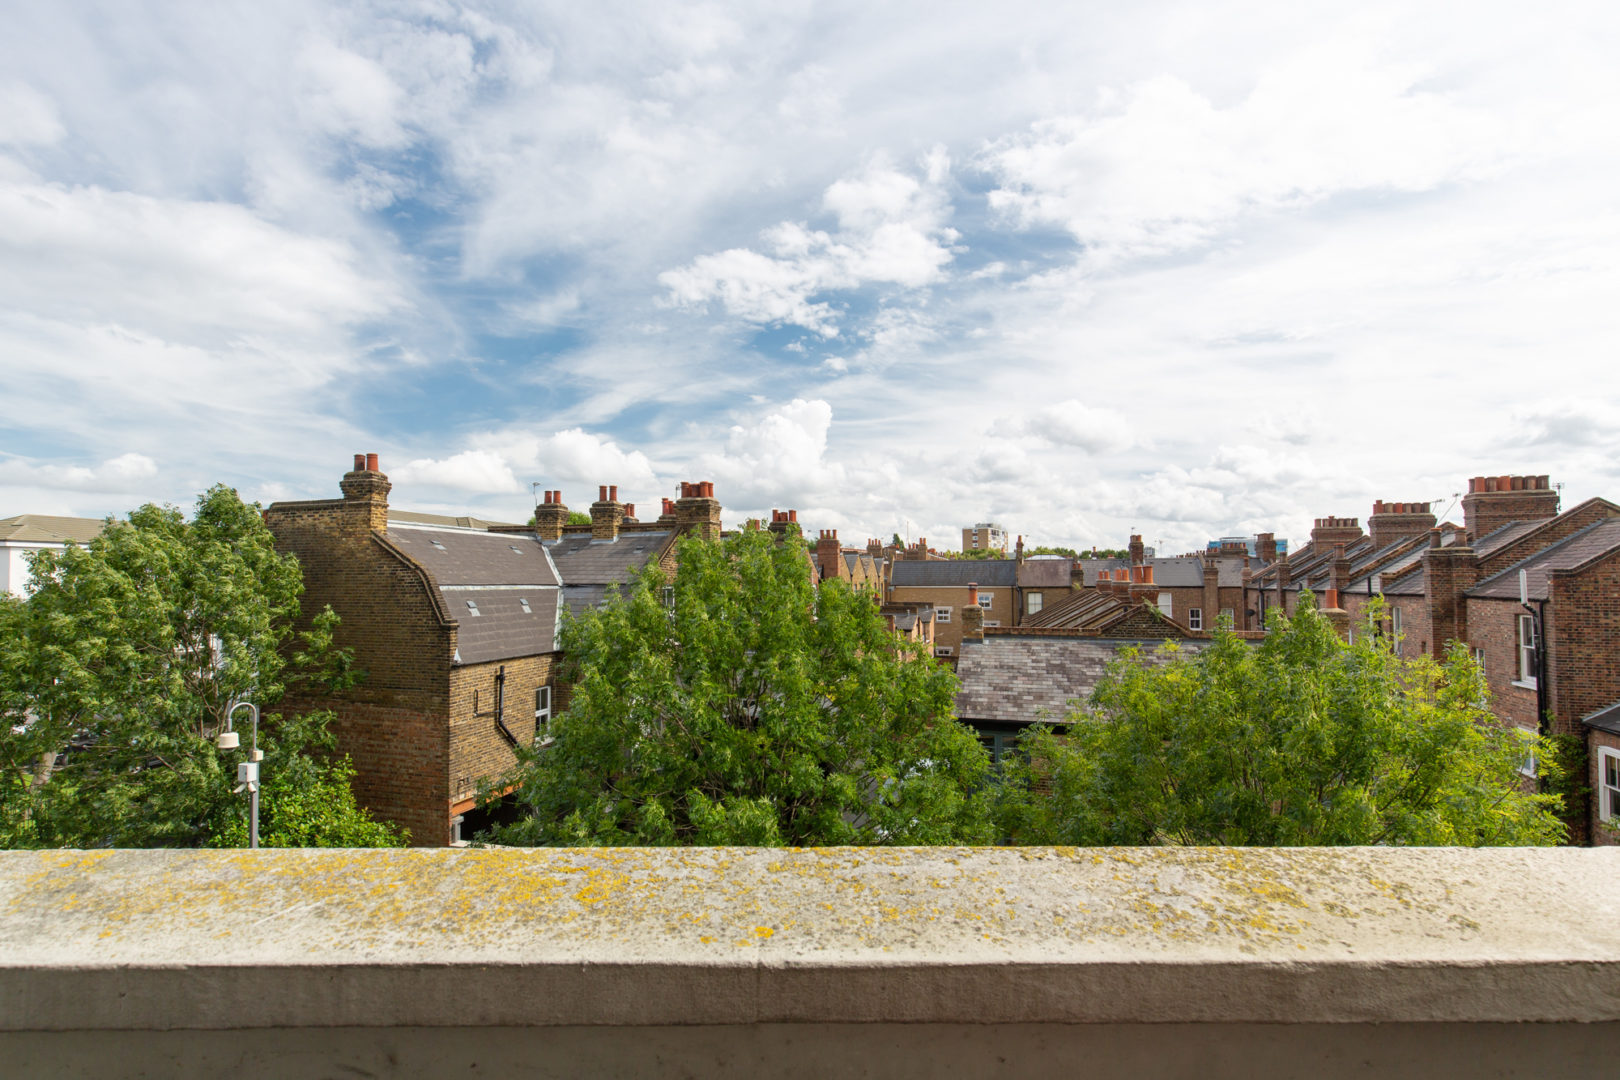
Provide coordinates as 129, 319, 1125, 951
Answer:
265, 456, 723, 846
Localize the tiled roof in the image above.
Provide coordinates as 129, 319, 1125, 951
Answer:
1023, 589, 1123, 629
1076, 559, 1130, 585
890, 560, 1017, 587
451, 588, 560, 664
955, 636, 1202, 726
562, 583, 614, 617
1473, 519, 1545, 558
388, 509, 524, 530
386, 525, 560, 587
1468, 519, 1620, 600
546, 529, 672, 586
0, 514, 107, 544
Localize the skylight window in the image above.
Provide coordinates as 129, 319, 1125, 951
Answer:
510, 545, 524, 555
465, 600, 481, 616
519, 598, 531, 613
430, 539, 446, 550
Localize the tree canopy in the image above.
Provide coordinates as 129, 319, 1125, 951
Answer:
1, 485, 404, 848
997, 601, 1566, 847
488, 526, 993, 846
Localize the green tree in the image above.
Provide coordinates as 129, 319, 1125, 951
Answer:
0, 486, 403, 848
488, 527, 993, 846
997, 600, 1566, 847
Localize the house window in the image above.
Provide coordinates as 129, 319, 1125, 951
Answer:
1391, 605, 1402, 639
984, 620, 1000, 628
977, 592, 994, 608
1026, 593, 1043, 616
465, 600, 481, 616
1188, 608, 1203, 631
936, 606, 952, 623
519, 598, 532, 614
1156, 592, 1172, 618
534, 686, 552, 738
1599, 747, 1620, 823
1516, 727, 1538, 779
661, 585, 675, 610
1220, 607, 1234, 626
934, 646, 953, 657
1472, 647, 1486, 677
1517, 614, 1538, 687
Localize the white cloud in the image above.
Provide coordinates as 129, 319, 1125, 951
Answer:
697, 398, 843, 504
994, 400, 1134, 455
476, 428, 659, 491
392, 450, 520, 494
0, 452, 158, 493
0, 83, 64, 146
658, 150, 958, 337
982, 44, 1504, 266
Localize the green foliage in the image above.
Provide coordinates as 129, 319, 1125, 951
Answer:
488, 526, 994, 846
942, 547, 1007, 560
568, 510, 592, 526
0, 485, 403, 849
997, 600, 1567, 847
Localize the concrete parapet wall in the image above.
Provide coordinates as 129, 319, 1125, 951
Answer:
3, 847, 1618, 1075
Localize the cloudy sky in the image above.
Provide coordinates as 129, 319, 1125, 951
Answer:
3, 2, 1618, 553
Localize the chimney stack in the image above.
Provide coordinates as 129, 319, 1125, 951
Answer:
590, 485, 625, 541
1128, 534, 1144, 566
674, 480, 722, 540
338, 451, 391, 536
534, 489, 569, 541
1461, 474, 1558, 542
961, 583, 984, 642
1368, 500, 1438, 549
816, 529, 844, 581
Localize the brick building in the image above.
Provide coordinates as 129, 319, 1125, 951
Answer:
264, 456, 723, 846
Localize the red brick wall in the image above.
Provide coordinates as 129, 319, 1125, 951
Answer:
1465, 597, 1541, 733
1477, 498, 1620, 578
447, 654, 558, 809
1590, 730, 1620, 847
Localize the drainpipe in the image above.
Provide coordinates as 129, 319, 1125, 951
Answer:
494, 665, 517, 747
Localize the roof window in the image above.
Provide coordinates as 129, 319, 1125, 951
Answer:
465, 600, 481, 617
510, 545, 524, 555
430, 539, 446, 550
519, 598, 532, 613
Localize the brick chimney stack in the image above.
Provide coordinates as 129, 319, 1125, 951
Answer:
1310, 516, 1363, 548
1461, 474, 1558, 542
867, 537, 883, 559
674, 481, 722, 541
1202, 551, 1220, 630
1256, 533, 1278, 565
1331, 544, 1351, 597
534, 490, 569, 541
1015, 535, 1024, 563
1129, 563, 1159, 606
961, 583, 984, 641
1423, 530, 1478, 658
590, 485, 624, 541
1128, 534, 1144, 567
816, 529, 843, 581
338, 452, 391, 536
658, 498, 676, 523
1367, 500, 1438, 549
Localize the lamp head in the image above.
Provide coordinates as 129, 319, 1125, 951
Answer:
216, 730, 240, 750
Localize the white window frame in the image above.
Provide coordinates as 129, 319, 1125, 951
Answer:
1026, 592, 1043, 616
984, 620, 1000, 628
465, 599, 481, 617
1188, 608, 1203, 631
534, 685, 553, 740
935, 606, 952, 623
1156, 591, 1172, 618
1515, 613, 1538, 688
1390, 605, 1402, 639
1599, 746, 1620, 824
934, 645, 953, 657
977, 592, 994, 609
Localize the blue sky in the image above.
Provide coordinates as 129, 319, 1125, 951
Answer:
3, 1, 1619, 553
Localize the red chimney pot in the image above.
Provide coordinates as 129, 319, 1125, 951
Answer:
353, 453, 366, 472
365, 453, 379, 472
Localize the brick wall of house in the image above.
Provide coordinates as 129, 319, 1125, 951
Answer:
1465, 596, 1541, 734
446, 653, 558, 811
265, 491, 458, 846
1547, 549, 1620, 734
1590, 729, 1620, 847
1475, 497, 1620, 578
888, 584, 1013, 659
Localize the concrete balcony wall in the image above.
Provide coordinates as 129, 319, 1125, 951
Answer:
2, 847, 1618, 1077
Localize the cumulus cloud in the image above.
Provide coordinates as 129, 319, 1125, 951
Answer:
658, 150, 958, 337
0, 82, 64, 146
392, 450, 520, 494
698, 398, 843, 504
0, 452, 157, 493
476, 429, 659, 490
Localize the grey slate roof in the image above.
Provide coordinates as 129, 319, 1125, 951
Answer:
890, 560, 1017, 587
1581, 700, 1620, 737
1017, 559, 1073, 588
562, 584, 614, 617
546, 529, 672, 586
386, 525, 560, 587
388, 509, 524, 530
1473, 519, 1545, 558
1076, 559, 1130, 586
451, 588, 560, 664
1468, 519, 1620, 600
955, 636, 1204, 726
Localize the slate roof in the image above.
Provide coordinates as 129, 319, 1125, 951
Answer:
1581, 700, 1620, 737
546, 529, 672, 586
890, 560, 1017, 587
1017, 559, 1073, 588
1473, 518, 1545, 558
386, 525, 560, 587
451, 589, 560, 664
388, 509, 524, 530
1468, 519, 1620, 601
955, 636, 1204, 726
0, 514, 106, 544
1076, 559, 1130, 585
562, 583, 614, 617
1023, 590, 1124, 629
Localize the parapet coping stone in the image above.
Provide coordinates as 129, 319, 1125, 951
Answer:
2, 846, 1617, 1030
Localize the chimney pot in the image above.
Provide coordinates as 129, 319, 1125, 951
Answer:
968, 582, 979, 605
365, 453, 379, 472
624, 503, 635, 519
353, 453, 366, 472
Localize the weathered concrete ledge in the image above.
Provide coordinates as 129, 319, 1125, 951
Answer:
3, 846, 1618, 1035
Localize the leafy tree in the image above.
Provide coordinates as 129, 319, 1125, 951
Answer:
488, 526, 993, 846
997, 600, 1566, 847
0, 486, 403, 848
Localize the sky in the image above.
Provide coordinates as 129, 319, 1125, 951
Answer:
3, 1, 1618, 554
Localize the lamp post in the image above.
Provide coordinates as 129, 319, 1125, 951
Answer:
216, 701, 262, 849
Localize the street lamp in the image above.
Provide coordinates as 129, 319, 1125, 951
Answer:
216, 701, 263, 849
